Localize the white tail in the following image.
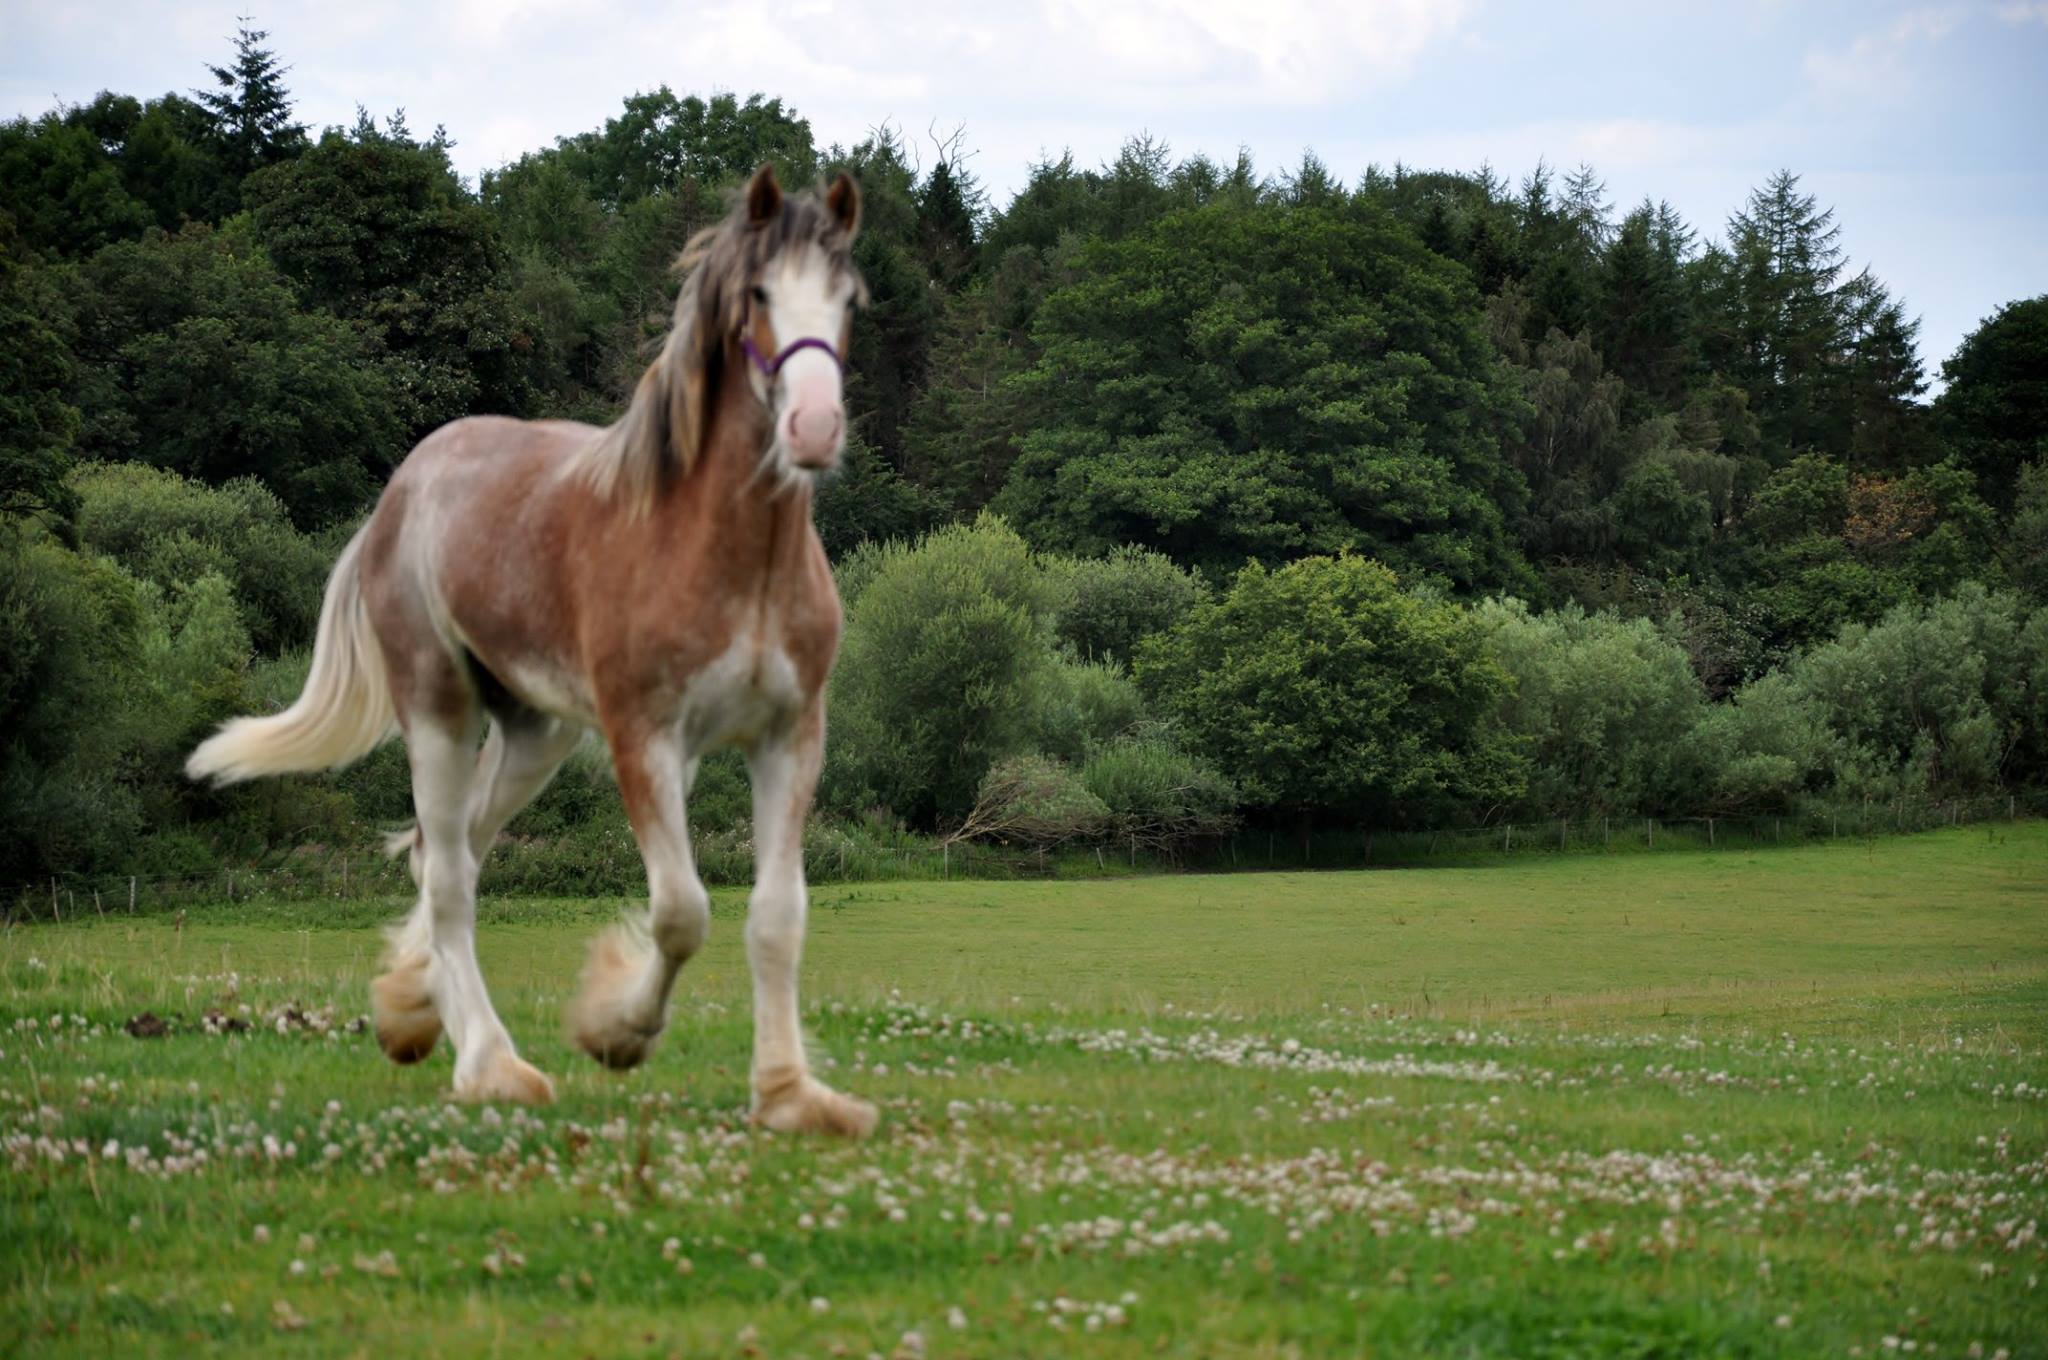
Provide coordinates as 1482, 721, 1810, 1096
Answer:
187, 528, 395, 786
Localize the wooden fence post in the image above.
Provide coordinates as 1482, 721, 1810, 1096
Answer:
129, 876, 136, 914
1647, 819, 1655, 849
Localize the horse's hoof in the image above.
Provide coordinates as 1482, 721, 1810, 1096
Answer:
455, 1052, 555, 1105
752, 1077, 878, 1138
370, 954, 441, 1064
568, 925, 662, 1070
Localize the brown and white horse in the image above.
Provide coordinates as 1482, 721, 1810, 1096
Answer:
188, 165, 875, 1135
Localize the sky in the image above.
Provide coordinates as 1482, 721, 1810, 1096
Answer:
5, 0, 2045, 379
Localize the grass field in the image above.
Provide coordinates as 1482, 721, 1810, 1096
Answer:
5, 823, 2046, 1357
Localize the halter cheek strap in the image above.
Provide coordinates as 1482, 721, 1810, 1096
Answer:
742, 334, 844, 377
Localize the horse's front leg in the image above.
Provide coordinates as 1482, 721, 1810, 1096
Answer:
569, 722, 709, 1070
745, 703, 875, 1137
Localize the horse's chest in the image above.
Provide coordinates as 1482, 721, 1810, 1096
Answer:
678, 636, 805, 750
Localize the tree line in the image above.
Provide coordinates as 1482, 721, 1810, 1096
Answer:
3, 29, 2044, 884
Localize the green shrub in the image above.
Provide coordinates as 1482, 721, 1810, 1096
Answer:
1138, 555, 1524, 825
71, 462, 329, 650
1045, 545, 1208, 666
1689, 671, 1833, 812
1476, 598, 1709, 817
953, 753, 1109, 847
1079, 734, 1237, 850
1785, 584, 2044, 799
1034, 656, 1146, 765
826, 516, 1060, 825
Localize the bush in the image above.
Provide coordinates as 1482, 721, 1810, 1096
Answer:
951, 753, 1109, 847
1784, 584, 2044, 799
1137, 555, 1524, 825
1045, 545, 1208, 666
1476, 598, 1708, 817
1034, 656, 1146, 765
1079, 734, 1237, 850
0, 527, 261, 878
1689, 670, 1833, 813
825, 516, 1061, 825
71, 462, 329, 650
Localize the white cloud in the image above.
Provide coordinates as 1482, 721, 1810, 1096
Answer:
1995, 1, 2048, 26
1802, 5, 1966, 104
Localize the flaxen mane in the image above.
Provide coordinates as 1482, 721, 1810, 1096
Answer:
573, 175, 864, 513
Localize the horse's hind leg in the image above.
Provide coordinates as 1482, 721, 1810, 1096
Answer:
379, 714, 553, 1103
384, 714, 582, 885
569, 723, 709, 1070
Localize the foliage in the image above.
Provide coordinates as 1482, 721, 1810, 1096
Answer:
1475, 599, 1708, 817
950, 753, 1109, 847
826, 517, 1060, 826
1079, 733, 1238, 850
245, 117, 531, 435
192, 25, 308, 183
2008, 460, 2048, 603
1136, 556, 1524, 823
1937, 295, 2048, 512
0, 92, 232, 257
70, 463, 329, 652
0, 525, 255, 880
1045, 545, 1209, 666
1778, 585, 2047, 800
60, 222, 411, 526
0, 240, 79, 527
992, 193, 1532, 591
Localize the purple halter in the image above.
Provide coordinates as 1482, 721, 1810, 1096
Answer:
742, 334, 844, 377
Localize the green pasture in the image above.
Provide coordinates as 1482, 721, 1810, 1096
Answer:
4, 824, 2045, 1357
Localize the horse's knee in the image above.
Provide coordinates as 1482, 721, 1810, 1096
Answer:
423, 848, 478, 931
650, 877, 709, 961
744, 894, 805, 972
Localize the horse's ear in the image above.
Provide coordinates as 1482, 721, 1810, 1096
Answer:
746, 163, 783, 224
826, 171, 861, 237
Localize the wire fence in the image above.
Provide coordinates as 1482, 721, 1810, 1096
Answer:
6, 790, 2042, 924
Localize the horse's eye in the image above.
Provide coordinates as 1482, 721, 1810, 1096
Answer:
750, 286, 769, 305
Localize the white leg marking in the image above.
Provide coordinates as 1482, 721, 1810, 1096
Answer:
745, 714, 874, 1137
408, 721, 553, 1104
570, 731, 710, 1069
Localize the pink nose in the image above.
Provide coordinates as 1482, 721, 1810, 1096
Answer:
788, 406, 842, 466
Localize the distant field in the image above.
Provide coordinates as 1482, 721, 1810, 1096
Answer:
5, 824, 2045, 1357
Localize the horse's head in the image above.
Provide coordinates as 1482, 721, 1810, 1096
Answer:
732, 165, 863, 475
590, 166, 865, 511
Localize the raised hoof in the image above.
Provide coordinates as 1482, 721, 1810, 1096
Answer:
568, 924, 663, 1071
752, 1077, 879, 1139
455, 1052, 555, 1105
369, 954, 441, 1064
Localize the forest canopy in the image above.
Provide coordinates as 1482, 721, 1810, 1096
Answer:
3, 28, 2044, 885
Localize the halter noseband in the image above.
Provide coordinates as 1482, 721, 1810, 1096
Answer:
742, 334, 844, 378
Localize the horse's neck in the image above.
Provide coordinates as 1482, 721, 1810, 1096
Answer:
674, 363, 816, 562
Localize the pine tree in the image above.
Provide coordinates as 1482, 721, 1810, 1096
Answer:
916, 151, 981, 287
1837, 270, 1927, 468
1597, 200, 1694, 409
1720, 170, 1848, 460
194, 24, 307, 181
